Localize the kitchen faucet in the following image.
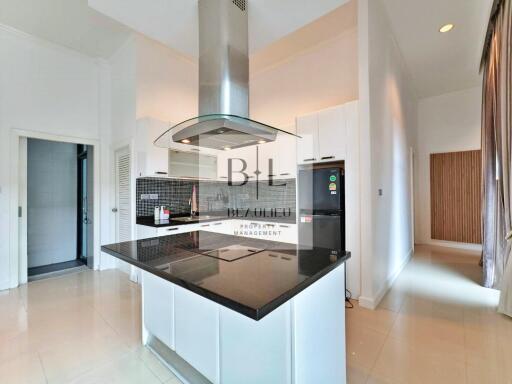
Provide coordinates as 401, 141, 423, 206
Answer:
188, 198, 196, 217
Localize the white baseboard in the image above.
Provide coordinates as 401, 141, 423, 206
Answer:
0, 280, 9, 291
358, 247, 413, 310
417, 239, 482, 252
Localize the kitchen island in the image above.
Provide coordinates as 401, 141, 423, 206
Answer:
101, 231, 350, 384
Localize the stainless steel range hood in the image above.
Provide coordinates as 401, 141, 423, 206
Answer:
154, 0, 289, 151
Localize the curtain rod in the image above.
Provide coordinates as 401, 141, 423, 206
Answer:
480, 0, 505, 71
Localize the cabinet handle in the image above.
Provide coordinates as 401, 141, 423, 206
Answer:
280, 173, 291, 176
168, 227, 179, 231
220, 176, 228, 179
201, 224, 210, 227
214, 223, 223, 226
279, 224, 290, 228
155, 171, 168, 175
321, 156, 335, 160
303, 158, 316, 162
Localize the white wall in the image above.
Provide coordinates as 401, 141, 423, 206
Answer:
129, 26, 359, 132
109, 36, 137, 145
0, 25, 111, 289
415, 86, 482, 249
27, 139, 77, 268
136, 34, 198, 124
250, 29, 359, 129
358, 0, 417, 309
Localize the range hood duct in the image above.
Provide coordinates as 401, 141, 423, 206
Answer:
155, 0, 288, 151
198, 0, 249, 117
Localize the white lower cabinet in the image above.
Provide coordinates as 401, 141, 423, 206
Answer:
142, 272, 174, 350
136, 225, 158, 240
174, 286, 220, 384
156, 223, 200, 237
138, 220, 297, 243
200, 221, 233, 235
230, 220, 297, 244
136, 223, 202, 240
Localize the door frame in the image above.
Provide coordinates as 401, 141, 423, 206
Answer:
9, 129, 100, 288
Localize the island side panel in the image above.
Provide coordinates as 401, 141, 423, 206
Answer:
292, 264, 346, 384
142, 271, 175, 350
219, 302, 292, 384
174, 285, 220, 384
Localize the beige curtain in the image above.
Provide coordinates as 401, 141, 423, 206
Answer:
481, 32, 500, 289
497, 0, 512, 317
482, 0, 512, 316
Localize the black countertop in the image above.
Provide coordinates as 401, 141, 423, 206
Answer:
137, 212, 297, 228
101, 231, 350, 320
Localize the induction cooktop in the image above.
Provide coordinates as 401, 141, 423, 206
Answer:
201, 245, 264, 262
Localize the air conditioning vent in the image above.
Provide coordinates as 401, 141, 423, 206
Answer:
232, 0, 246, 12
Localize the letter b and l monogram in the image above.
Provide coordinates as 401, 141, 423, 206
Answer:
226, 148, 285, 188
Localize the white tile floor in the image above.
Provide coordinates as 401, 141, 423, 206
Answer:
347, 245, 511, 384
0, 245, 510, 383
0, 269, 180, 384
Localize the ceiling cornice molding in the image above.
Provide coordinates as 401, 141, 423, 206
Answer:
0, 22, 98, 62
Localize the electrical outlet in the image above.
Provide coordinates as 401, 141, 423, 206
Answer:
141, 194, 150, 200
150, 194, 159, 200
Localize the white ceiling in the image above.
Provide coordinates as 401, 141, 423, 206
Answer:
87, 0, 350, 58
0, 0, 492, 99
382, 0, 493, 98
251, 0, 357, 74
0, 0, 131, 58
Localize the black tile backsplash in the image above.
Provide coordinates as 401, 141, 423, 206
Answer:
136, 177, 296, 217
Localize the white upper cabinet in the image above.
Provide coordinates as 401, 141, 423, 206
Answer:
276, 128, 298, 179
217, 127, 297, 182
296, 113, 319, 164
296, 104, 353, 164
264, 126, 298, 180
136, 117, 220, 179
318, 106, 346, 162
135, 118, 170, 177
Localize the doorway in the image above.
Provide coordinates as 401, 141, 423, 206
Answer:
26, 138, 94, 279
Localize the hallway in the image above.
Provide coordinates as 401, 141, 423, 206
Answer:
347, 245, 509, 384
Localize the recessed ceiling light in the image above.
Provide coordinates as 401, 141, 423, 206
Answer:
258, 140, 266, 144
439, 24, 454, 33
181, 139, 191, 144
224, 146, 231, 151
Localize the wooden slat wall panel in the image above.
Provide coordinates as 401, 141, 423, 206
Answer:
430, 150, 482, 244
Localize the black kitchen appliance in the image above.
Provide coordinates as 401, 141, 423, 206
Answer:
298, 166, 349, 303
298, 167, 345, 250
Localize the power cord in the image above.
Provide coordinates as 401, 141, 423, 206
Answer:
345, 288, 354, 308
